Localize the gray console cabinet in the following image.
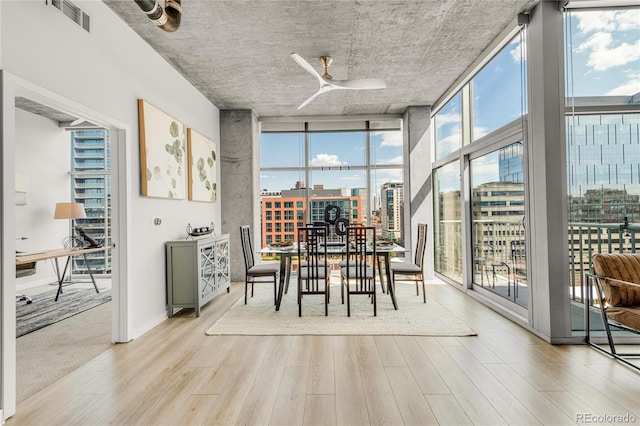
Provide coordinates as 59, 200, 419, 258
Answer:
165, 234, 230, 317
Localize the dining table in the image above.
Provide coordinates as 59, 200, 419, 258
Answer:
260, 242, 407, 311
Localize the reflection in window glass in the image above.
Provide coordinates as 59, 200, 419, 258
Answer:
433, 161, 462, 283
472, 31, 527, 140
434, 93, 462, 160
565, 8, 640, 331
471, 142, 526, 307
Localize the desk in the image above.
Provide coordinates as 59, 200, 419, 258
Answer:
261, 243, 405, 311
16, 247, 105, 301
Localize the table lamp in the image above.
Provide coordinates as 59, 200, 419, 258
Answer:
54, 202, 86, 249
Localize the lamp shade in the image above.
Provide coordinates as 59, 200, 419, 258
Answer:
54, 202, 87, 220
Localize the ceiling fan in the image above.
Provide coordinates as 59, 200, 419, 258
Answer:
290, 53, 386, 110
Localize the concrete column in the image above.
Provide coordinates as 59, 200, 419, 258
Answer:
526, 2, 571, 341
220, 110, 260, 282
403, 106, 434, 278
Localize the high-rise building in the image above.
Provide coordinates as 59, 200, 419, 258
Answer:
70, 129, 111, 274
380, 182, 403, 241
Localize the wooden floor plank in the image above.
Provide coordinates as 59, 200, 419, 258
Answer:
416, 337, 508, 425
444, 345, 542, 425
386, 366, 439, 425
373, 335, 407, 367
269, 366, 309, 426
356, 345, 404, 425
308, 336, 335, 395
484, 363, 574, 425
333, 336, 370, 426
303, 394, 337, 426
395, 336, 450, 395
425, 394, 473, 426
235, 344, 289, 425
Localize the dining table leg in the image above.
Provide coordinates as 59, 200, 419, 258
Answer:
383, 253, 398, 310
375, 254, 386, 294
275, 253, 292, 311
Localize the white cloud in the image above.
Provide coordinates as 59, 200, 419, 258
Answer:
436, 132, 462, 155
576, 10, 618, 33
509, 38, 525, 64
310, 153, 343, 166
377, 155, 403, 165
605, 72, 640, 96
339, 174, 364, 181
577, 33, 640, 71
472, 126, 489, 140
379, 132, 403, 147
435, 112, 461, 128
576, 10, 639, 34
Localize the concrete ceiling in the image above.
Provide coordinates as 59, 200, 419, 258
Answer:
103, 0, 539, 117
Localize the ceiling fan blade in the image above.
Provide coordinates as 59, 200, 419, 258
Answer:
297, 85, 336, 110
326, 78, 387, 90
291, 53, 324, 84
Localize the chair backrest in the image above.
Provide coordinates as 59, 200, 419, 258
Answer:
593, 253, 640, 283
414, 223, 427, 269
240, 225, 255, 270
345, 226, 375, 280
298, 225, 328, 279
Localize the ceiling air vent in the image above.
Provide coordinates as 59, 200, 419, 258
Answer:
47, 0, 90, 33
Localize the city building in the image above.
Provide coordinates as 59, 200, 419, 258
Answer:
261, 184, 362, 245
380, 182, 403, 241
70, 129, 111, 275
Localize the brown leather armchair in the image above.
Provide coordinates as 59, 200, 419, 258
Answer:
587, 253, 640, 369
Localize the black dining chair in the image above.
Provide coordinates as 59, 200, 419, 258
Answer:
240, 225, 279, 305
341, 226, 376, 316
297, 225, 330, 316
389, 223, 427, 303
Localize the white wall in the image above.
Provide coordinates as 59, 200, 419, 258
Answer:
2, 0, 221, 418
14, 109, 70, 289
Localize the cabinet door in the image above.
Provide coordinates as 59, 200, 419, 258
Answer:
215, 238, 230, 288
199, 242, 216, 300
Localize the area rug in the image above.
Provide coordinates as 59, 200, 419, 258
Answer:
206, 282, 476, 336
16, 287, 111, 337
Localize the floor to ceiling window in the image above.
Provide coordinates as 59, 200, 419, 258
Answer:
432, 27, 528, 312
69, 129, 111, 275
564, 6, 640, 334
259, 119, 404, 247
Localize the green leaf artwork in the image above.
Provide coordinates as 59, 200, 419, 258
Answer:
188, 129, 218, 203
138, 100, 186, 199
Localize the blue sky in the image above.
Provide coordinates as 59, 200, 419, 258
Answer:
261, 8, 640, 197
567, 9, 640, 97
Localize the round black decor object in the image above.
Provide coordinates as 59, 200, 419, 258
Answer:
323, 204, 341, 225
335, 217, 349, 236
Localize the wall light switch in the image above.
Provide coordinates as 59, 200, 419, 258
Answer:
152, 217, 162, 226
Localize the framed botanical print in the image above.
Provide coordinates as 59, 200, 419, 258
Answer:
138, 99, 186, 199
187, 128, 218, 202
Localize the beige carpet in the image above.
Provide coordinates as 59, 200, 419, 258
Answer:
17, 300, 112, 403
206, 281, 476, 336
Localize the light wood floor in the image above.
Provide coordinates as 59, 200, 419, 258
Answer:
7, 281, 640, 426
